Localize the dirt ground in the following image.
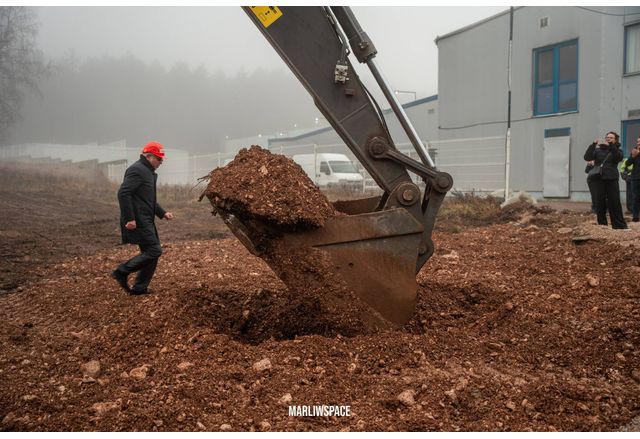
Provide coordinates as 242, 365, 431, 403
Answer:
1, 163, 639, 432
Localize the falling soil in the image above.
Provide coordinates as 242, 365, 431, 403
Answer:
200, 146, 387, 335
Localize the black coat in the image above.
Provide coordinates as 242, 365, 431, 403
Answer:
627, 154, 640, 181
584, 142, 623, 181
117, 155, 167, 245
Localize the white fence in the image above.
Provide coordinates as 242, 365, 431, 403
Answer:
267, 135, 506, 193
0, 142, 193, 186
0, 135, 506, 192
431, 135, 506, 192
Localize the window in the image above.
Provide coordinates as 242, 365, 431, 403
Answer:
533, 40, 578, 115
625, 23, 640, 74
622, 119, 640, 155
319, 161, 330, 175
539, 17, 549, 29
328, 161, 358, 174
544, 127, 571, 138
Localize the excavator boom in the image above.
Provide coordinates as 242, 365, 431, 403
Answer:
213, 6, 452, 325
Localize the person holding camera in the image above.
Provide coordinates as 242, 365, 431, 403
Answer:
627, 136, 640, 222
583, 131, 628, 229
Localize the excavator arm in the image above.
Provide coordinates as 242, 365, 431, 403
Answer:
218, 6, 452, 324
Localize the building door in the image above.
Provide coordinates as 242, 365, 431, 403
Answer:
543, 128, 571, 198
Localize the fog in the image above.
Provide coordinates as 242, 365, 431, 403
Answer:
8, 6, 506, 154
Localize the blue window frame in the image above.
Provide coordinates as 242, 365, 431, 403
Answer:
533, 40, 578, 116
624, 22, 640, 74
544, 127, 571, 138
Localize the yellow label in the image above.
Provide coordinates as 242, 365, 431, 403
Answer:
249, 6, 283, 28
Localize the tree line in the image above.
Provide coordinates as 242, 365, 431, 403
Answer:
9, 53, 319, 153
1, 7, 320, 153
0, 7, 48, 144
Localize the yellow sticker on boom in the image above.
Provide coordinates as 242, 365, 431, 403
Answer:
249, 6, 283, 28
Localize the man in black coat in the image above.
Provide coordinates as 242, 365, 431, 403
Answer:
112, 141, 174, 295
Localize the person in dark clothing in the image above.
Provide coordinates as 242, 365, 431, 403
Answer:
625, 174, 632, 214
585, 159, 597, 212
112, 141, 174, 295
628, 136, 640, 222
584, 131, 628, 229
619, 157, 633, 213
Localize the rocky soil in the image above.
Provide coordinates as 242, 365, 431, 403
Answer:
1, 162, 639, 431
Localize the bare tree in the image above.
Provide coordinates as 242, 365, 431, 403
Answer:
0, 7, 48, 143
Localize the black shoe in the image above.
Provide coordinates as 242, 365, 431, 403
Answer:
633, 218, 639, 222
129, 288, 150, 296
112, 270, 130, 293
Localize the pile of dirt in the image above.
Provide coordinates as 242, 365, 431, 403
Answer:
498, 201, 553, 222
435, 193, 505, 231
435, 194, 558, 233
574, 219, 640, 246
201, 146, 338, 229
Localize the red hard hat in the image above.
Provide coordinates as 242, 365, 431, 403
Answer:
142, 141, 165, 158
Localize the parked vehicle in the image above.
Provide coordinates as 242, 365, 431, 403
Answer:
292, 153, 364, 188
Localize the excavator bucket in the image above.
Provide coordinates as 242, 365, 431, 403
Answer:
224, 7, 454, 326
210, 196, 424, 325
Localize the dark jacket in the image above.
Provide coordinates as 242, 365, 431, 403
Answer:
584, 142, 623, 180
628, 153, 640, 181
117, 155, 166, 245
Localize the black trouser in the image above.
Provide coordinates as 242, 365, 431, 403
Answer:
117, 243, 163, 291
587, 177, 597, 211
590, 177, 627, 229
631, 179, 640, 220
626, 180, 632, 212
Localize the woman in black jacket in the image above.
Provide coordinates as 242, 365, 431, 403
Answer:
583, 131, 628, 229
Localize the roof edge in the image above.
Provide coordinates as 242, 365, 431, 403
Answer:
435, 7, 522, 45
391, 93, 438, 111
269, 94, 438, 144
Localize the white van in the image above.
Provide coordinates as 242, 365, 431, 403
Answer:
292, 153, 364, 188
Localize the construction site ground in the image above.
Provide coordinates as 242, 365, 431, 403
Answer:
1, 163, 639, 432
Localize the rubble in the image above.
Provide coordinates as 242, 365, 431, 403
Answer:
81, 360, 101, 378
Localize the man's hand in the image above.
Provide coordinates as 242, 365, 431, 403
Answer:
164, 212, 174, 220
125, 220, 137, 230
632, 147, 639, 158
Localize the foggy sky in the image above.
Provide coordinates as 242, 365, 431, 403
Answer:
34, 6, 506, 101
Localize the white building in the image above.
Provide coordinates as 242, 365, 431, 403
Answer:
436, 6, 640, 199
